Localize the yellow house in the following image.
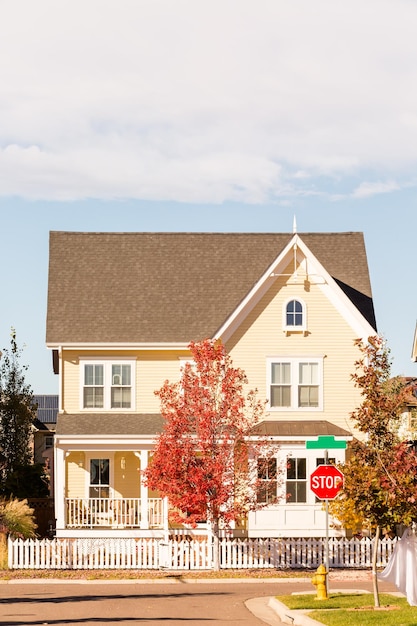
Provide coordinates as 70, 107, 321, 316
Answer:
46, 229, 377, 538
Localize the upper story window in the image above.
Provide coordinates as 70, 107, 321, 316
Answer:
283, 298, 306, 332
81, 360, 135, 410
268, 357, 323, 411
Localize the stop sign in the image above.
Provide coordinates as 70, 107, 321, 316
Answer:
310, 464, 344, 500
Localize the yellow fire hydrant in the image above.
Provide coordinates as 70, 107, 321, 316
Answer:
311, 564, 328, 600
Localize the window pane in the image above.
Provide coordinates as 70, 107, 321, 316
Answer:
309, 386, 319, 406
271, 363, 290, 384
287, 458, 296, 479
297, 458, 306, 480
286, 482, 297, 502
258, 458, 277, 479
299, 362, 318, 384
85, 364, 103, 385
84, 387, 104, 408
299, 386, 319, 407
100, 459, 109, 485
121, 365, 131, 385
111, 387, 131, 408
112, 364, 131, 386
90, 459, 100, 484
257, 459, 277, 503
90, 459, 109, 485
296, 482, 306, 502
287, 481, 307, 503
89, 486, 109, 499
271, 385, 291, 407
85, 365, 94, 385
286, 300, 303, 326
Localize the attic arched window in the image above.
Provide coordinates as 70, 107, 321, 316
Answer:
283, 298, 306, 332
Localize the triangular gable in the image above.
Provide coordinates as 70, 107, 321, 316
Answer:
214, 233, 377, 344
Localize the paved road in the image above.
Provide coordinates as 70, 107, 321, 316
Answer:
0, 578, 399, 626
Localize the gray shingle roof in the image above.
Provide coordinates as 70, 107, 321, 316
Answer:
56, 415, 350, 438
251, 420, 351, 437
56, 413, 164, 436
46, 231, 376, 345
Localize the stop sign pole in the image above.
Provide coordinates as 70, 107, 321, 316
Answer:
306, 436, 347, 590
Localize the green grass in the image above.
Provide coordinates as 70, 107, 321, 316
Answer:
278, 593, 417, 626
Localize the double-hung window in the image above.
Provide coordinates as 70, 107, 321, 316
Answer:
257, 458, 278, 504
81, 360, 135, 410
286, 457, 307, 503
268, 358, 323, 410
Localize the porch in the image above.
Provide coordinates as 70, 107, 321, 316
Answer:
66, 497, 165, 529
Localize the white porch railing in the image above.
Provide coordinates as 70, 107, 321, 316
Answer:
8, 536, 397, 570
66, 498, 164, 529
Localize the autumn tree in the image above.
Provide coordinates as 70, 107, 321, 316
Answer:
0, 330, 38, 494
330, 336, 417, 606
145, 339, 280, 570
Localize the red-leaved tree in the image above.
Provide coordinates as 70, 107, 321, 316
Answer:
145, 339, 281, 569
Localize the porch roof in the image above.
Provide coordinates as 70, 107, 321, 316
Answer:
56, 415, 350, 441
56, 413, 164, 436
251, 420, 351, 438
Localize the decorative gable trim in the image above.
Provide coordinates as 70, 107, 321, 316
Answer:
214, 234, 376, 344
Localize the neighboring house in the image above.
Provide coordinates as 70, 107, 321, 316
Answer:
33, 394, 58, 493
46, 230, 377, 539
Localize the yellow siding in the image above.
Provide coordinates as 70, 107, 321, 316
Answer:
137, 351, 189, 412
226, 270, 363, 434
66, 452, 86, 498
59, 262, 367, 438
113, 452, 140, 498
61, 350, 190, 414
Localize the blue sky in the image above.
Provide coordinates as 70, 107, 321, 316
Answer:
1, 1, 417, 393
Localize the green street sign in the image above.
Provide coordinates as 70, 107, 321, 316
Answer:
306, 435, 347, 450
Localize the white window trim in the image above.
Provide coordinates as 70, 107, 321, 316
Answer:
80, 358, 136, 411
267, 356, 323, 411
282, 297, 307, 333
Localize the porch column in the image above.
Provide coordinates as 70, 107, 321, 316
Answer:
139, 451, 149, 529
54, 446, 67, 532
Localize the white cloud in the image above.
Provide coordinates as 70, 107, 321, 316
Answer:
1, 0, 417, 202
352, 180, 401, 199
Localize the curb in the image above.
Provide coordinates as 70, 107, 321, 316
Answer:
269, 597, 324, 626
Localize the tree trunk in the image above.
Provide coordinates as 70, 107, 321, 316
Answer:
372, 525, 381, 608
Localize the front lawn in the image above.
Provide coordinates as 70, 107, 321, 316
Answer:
278, 593, 416, 626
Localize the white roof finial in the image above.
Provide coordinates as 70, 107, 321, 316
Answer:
293, 215, 297, 234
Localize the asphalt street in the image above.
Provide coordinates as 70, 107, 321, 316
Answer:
0, 577, 400, 626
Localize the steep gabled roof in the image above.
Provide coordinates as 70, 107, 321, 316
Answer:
46, 231, 376, 345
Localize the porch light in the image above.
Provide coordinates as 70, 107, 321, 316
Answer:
121, 456, 126, 470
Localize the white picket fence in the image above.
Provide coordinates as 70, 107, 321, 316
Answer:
7, 536, 397, 570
